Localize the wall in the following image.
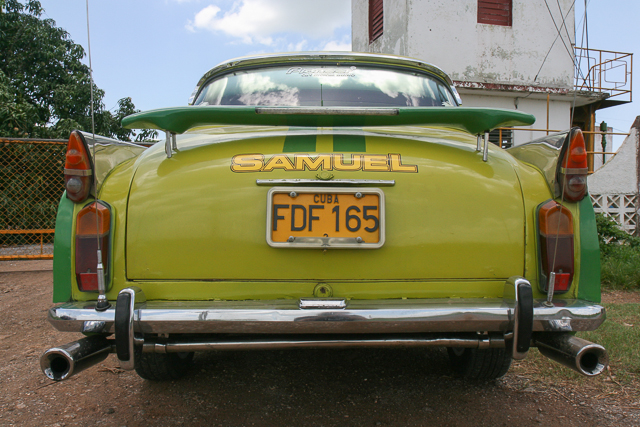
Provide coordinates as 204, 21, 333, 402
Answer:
353, 0, 575, 89
458, 92, 572, 145
588, 117, 640, 234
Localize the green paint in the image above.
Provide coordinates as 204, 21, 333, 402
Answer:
122, 106, 535, 135
283, 134, 316, 152
333, 134, 366, 152
577, 197, 601, 303
52, 193, 74, 303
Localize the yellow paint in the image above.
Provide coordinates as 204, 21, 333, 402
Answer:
65, 127, 574, 303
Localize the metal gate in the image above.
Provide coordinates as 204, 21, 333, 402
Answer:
0, 138, 66, 260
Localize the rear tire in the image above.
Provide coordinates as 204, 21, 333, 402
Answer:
134, 350, 194, 381
447, 347, 511, 380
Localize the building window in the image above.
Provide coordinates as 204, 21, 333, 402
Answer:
369, 0, 383, 43
489, 128, 513, 149
477, 0, 512, 27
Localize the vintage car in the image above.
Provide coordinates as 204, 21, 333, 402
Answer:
41, 52, 607, 382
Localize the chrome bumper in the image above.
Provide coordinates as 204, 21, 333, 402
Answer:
49, 296, 605, 335
42, 278, 608, 379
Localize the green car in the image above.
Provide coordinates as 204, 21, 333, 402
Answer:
41, 52, 607, 382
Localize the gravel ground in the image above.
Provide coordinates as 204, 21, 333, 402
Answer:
1, 261, 638, 426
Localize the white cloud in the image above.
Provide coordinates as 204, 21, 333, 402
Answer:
322, 40, 352, 51
187, 0, 350, 45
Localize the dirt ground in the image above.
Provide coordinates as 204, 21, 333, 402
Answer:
1, 260, 639, 427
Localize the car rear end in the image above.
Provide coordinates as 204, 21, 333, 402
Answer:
41, 53, 607, 382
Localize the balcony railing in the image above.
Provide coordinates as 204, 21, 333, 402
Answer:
575, 47, 633, 102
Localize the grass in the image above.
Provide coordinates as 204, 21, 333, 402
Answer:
513, 300, 640, 403
601, 245, 640, 290
597, 213, 640, 290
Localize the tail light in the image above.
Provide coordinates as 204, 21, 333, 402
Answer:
65, 131, 93, 203
558, 128, 588, 202
75, 202, 111, 292
537, 200, 574, 293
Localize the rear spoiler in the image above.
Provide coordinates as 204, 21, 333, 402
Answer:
122, 106, 534, 136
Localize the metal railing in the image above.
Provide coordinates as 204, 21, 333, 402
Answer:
575, 47, 633, 102
0, 138, 66, 260
495, 127, 629, 173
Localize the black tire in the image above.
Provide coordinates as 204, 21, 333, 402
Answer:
447, 347, 512, 380
134, 350, 194, 381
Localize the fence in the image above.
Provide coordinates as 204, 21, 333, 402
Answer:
0, 138, 67, 260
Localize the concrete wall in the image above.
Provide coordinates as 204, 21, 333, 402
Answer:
588, 117, 640, 234
588, 118, 640, 195
353, 0, 575, 89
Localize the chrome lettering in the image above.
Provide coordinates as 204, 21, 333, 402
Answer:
231, 153, 417, 173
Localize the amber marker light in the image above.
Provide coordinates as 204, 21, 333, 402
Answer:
75, 202, 111, 292
559, 128, 588, 202
64, 131, 93, 202
537, 200, 574, 293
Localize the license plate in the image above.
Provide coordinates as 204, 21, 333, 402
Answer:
266, 187, 385, 248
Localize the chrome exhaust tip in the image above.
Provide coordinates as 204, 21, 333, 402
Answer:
40, 336, 112, 381
535, 333, 608, 376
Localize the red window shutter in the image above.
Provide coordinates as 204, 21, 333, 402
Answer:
478, 0, 512, 27
369, 0, 383, 43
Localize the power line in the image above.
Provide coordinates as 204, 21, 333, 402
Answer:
534, 0, 578, 82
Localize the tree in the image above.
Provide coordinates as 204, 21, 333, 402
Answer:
0, 0, 155, 141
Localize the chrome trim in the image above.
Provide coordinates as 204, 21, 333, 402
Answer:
40, 336, 112, 381
81, 320, 106, 334
194, 52, 455, 99
503, 277, 533, 360
116, 287, 139, 371
48, 298, 605, 335
535, 333, 608, 376
299, 298, 347, 309
257, 179, 396, 186
560, 167, 589, 174
545, 271, 556, 306
256, 107, 399, 116
483, 131, 489, 162
63, 168, 92, 177
165, 131, 173, 158
265, 187, 386, 249
142, 333, 506, 353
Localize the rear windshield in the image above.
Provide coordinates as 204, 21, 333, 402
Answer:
194, 65, 457, 107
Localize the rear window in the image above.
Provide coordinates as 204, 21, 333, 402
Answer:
194, 65, 457, 108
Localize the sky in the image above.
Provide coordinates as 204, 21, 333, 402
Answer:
36, 0, 638, 149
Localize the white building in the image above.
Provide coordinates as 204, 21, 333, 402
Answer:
352, 0, 631, 156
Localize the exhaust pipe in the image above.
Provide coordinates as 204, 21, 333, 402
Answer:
40, 336, 113, 381
534, 333, 608, 376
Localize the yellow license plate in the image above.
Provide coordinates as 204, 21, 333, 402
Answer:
267, 187, 385, 249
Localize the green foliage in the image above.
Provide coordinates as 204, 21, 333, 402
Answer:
595, 213, 640, 254
0, 0, 156, 141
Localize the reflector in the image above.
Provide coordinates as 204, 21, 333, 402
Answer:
559, 129, 588, 202
64, 131, 93, 203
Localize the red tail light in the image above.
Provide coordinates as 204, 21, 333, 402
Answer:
558, 128, 588, 202
538, 200, 574, 293
75, 202, 111, 292
65, 131, 93, 203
